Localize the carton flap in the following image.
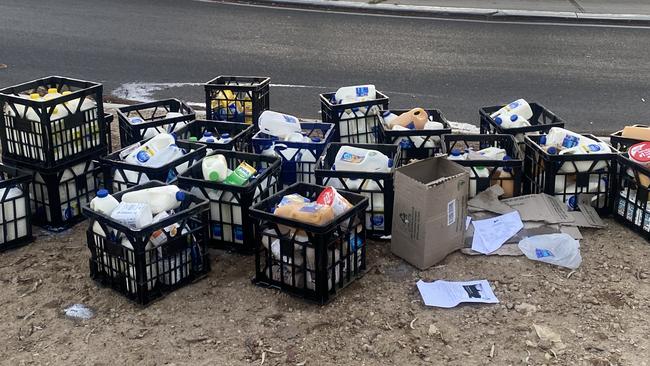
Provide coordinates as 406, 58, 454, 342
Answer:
396, 157, 468, 187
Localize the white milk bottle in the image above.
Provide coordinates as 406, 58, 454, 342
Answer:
477, 147, 507, 160
218, 133, 232, 145
122, 237, 158, 293
490, 99, 533, 120
57, 162, 97, 222
125, 133, 176, 166
561, 176, 609, 210
145, 144, 184, 168
333, 146, 392, 172
334, 85, 376, 104
0, 185, 27, 242
447, 148, 467, 161
129, 117, 160, 140
361, 180, 385, 230
258, 111, 302, 138
557, 142, 611, 173
202, 154, 228, 182
380, 110, 398, 126
89, 189, 119, 237
470, 166, 490, 197
199, 131, 215, 142
165, 112, 188, 133
122, 185, 185, 215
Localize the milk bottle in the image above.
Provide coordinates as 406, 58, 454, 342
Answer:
489, 99, 533, 120
89, 189, 119, 237
122, 237, 158, 293
333, 146, 392, 173
0, 185, 27, 243
334, 85, 376, 104
447, 148, 467, 161
121, 185, 185, 215
125, 133, 176, 166
470, 166, 490, 197
202, 154, 229, 182
258, 111, 301, 139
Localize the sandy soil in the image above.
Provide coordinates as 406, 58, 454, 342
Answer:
0, 218, 649, 366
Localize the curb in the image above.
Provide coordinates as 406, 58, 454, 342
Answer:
216, 0, 650, 25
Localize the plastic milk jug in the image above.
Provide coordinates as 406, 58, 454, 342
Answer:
490, 99, 533, 120
121, 185, 185, 215
333, 146, 392, 173
470, 166, 490, 197
202, 154, 229, 182
90, 189, 119, 237
110, 202, 153, 229
334, 85, 376, 104
0, 185, 27, 242
125, 133, 176, 166
258, 111, 302, 138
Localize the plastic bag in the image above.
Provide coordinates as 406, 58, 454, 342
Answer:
518, 233, 582, 269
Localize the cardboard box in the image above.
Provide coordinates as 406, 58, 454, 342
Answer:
391, 157, 469, 269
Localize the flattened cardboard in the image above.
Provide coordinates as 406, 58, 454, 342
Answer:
391, 157, 469, 269
502, 194, 574, 224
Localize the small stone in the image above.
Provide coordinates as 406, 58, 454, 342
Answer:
545, 353, 552, 360
362, 344, 373, 352
428, 325, 440, 336
506, 303, 515, 310
515, 303, 537, 314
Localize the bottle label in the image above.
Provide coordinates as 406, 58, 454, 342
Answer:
136, 147, 154, 163
508, 101, 520, 109
562, 135, 580, 148
629, 142, 650, 163
234, 226, 244, 241
355, 87, 369, 97
535, 248, 554, 258
212, 224, 222, 238
340, 152, 365, 164
371, 215, 384, 228
299, 203, 322, 213
283, 114, 297, 124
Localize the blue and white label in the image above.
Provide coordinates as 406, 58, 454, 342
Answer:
535, 248, 554, 258
371, 215, 385, 228
587, 144, 601, 152
562, 135, 580, 148
136, 150, 151, 163
166, 169, 177, 183
567, 195, 578, 210
508, 101, 520, 109
356, 87, 369, 97
283, 114, 297, 124
234, 226, 244, 241
212, 224, 222, 238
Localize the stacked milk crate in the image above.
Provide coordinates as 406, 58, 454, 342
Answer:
0, 76, 112, 245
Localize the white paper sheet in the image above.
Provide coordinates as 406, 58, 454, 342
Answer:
417, 279, 499, 308
471, 211, 523, 254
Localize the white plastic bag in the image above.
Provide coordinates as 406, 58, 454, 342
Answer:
518, 233, 582, 269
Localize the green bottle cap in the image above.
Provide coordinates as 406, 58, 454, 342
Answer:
209, 171, 220, 181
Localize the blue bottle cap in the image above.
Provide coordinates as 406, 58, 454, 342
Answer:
494, 116, 503, 125
510, 114, 518, 122
503, 155, 511, 161
97, 189, 108, 198
388, 158, 394, 168
547, 146, 558, 155
221, 133, 230, 139
204, 131, 213, 137
540, 135, 547, 145
206, 138, 215, 143
311, 137, 321, 142
451, 148, 461, 156
175, 191, 186, 202
171, 132, 178, 140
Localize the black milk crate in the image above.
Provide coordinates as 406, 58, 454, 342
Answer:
610, 125, 648, 152
480, 102, 564, 145
82, 181, 210, 305
377, 108, 451, 165
315, 143, 401, 238
442, 134, 523, 198
320, 91, 389, 143
174, 119, 255, 153
100, 140, 207, 192
0, 164, 34, 251
614, 154, 650, 239
117, 99, 195, 148
0, 76, 109, 168
250, 183, 369, 304
4, 154, 105, 232
205, 76, 270, 125
252, 122, 334, 188
177, 150, 282, 253
523, 134, 617, 214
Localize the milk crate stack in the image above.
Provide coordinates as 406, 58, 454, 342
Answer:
0, 76, 112, 233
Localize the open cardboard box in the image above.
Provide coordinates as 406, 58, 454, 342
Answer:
391, 157, 469, 269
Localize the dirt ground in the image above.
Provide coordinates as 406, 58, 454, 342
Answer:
0, 217, 649, 366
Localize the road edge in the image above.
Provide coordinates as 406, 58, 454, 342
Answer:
208, 0, 650, 25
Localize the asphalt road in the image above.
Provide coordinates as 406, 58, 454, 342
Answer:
1, 0, 649, 132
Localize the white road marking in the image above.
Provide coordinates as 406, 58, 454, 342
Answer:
194, 0, 650, 29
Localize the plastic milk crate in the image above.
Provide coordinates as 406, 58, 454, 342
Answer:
614, 153, 650, 239
204, 76, 270, 125
4, 154, 105, 232
100, 140, 207, 192
442, 134, 523, 198
82, 181, 210, 305
0, 76, 109, 168
377, 108, 451, 165
523, 134, 617, 215
174, 119, 255, 153
610, 125, 648, 152
480, 102, 564, 145
252, 122, 334, 187
249, 183, 369, 304
320, 91, 389, 143
177, 150, 282, 253
117, 99, 195, 148
0, 164, 34, 252
315, 143, 401, 238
